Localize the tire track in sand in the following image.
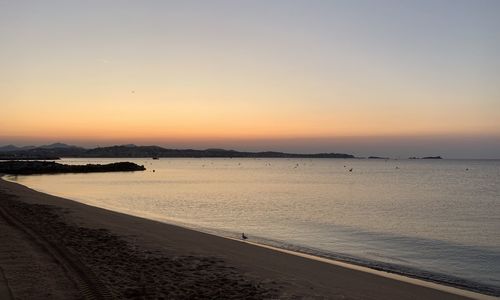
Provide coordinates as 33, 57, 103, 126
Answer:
0, 205, 113, 300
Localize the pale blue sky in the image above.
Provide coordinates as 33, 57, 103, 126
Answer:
1, 0, 499, 157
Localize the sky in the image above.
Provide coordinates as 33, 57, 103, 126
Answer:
1, 0, 499, 158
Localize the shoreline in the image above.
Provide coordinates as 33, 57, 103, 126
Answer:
0, 177, 496, 299
237, 240, 498, 300
4, 174, 498, 298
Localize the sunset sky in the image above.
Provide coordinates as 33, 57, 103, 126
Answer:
1, 0, 499, 158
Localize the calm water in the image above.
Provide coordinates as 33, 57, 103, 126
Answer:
6, 158, 500, 295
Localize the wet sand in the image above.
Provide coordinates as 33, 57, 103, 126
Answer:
0, 177, 488, 299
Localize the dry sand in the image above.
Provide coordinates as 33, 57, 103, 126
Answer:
0, 177, 491, 299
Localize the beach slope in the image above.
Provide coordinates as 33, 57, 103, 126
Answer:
0, 178, 484, 299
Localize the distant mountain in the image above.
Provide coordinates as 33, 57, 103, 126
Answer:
0, 143, 86, 159
0, 145, 36, 152
0, 144, 355, 159
39, 142, 81, 149
0, 145, 20, 152
82, 146, 354, 158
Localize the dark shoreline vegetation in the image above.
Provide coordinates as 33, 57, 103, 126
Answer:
0, 161, 146, 175
0, 143, 447, 160
0, 143, 355, 159
0, 156, 61, 161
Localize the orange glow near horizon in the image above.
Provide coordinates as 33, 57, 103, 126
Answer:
1, 1, 499, 151
2, 83, 498, 141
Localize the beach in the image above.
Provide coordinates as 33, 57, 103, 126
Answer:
0, 177, 492, 299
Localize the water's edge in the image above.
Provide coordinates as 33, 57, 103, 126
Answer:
182, 224, 500, 298
3, 175, 498, 299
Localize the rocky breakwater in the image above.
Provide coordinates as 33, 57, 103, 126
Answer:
0, 161, 146, 175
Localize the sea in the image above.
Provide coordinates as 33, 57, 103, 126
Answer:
5, 158, 500, 296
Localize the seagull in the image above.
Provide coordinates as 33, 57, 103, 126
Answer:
349, 168, 353, 172
242, 233, 248, 240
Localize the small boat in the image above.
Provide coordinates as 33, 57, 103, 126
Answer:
152, 157, 159, 160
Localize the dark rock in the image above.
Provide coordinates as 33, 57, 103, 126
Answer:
0, 161, 146, 175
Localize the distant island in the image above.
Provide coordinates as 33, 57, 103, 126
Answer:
0, 143, 355, 159
0, 161, 146, 175
409, 156, 443, 160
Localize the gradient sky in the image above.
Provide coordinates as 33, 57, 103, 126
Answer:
1, 0, 499, 158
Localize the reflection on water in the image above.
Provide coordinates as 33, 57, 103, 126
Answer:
8, 158, 500, 295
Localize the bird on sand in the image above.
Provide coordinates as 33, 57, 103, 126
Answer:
242, 233, 248, 240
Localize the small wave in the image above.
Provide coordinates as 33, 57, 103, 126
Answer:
244, 235, 500, 297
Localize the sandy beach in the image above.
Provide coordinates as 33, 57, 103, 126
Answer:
0, 177, 492, 300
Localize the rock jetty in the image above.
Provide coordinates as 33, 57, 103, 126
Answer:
0, 161, 146, 175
